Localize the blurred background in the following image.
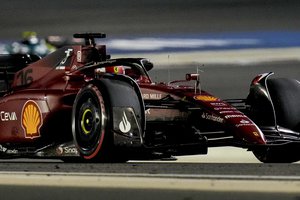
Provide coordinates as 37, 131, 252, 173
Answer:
1, 0, 300, 38
1, 0, 300, 55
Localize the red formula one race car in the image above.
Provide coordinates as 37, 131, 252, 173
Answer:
0, 33, 300, 163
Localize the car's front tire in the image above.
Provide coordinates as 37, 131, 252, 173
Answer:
253, 146, 300, 163
249, 78, 300, 163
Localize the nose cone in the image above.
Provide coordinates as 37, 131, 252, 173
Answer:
233, 121, 267, 145
192, 94, 267, 145
219, 111, 266, 145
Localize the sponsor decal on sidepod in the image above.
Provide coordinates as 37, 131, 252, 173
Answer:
0, 111, 17, 121
201, 112, 224, 123
119, 111, 131, 133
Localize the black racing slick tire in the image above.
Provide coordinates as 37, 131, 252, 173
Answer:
251, 78, 300, 163
72, 84, 110, 161
267, 78, 300, 131
253, 145, 300, 163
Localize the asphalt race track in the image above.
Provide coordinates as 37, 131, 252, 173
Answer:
0, 161, 299, 200
1, 1, 300, 199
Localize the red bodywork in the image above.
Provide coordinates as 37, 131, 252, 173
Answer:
139, 83, 266, 146
0, 35, 267, 160
0, 46, 85, 145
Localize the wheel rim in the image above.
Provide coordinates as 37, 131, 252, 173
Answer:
81, 108, 93, 135
72, 84, 108, 161
76, 95, 102, 153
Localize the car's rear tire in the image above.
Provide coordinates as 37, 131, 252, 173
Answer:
72, 84, 111, 162
250, 78, 300, 163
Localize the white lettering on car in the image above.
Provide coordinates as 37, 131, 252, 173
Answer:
142, 93, 162, 100
60, 48, 73, 65
224, 114, 246, 119
201, 112, 224, 123
0, 111, 17, 121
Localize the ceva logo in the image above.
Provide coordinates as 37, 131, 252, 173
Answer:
0, 111, 17, 121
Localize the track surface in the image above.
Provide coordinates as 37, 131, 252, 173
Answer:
0, 161, 299, 176
0, 161, 299, 200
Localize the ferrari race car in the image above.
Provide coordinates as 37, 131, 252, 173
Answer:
0, 33, 300, 163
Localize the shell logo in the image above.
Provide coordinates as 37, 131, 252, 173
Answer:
21, 100, 43, 139
194, 95, 218, 102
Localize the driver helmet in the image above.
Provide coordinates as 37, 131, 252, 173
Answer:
22, 31, 39, 45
